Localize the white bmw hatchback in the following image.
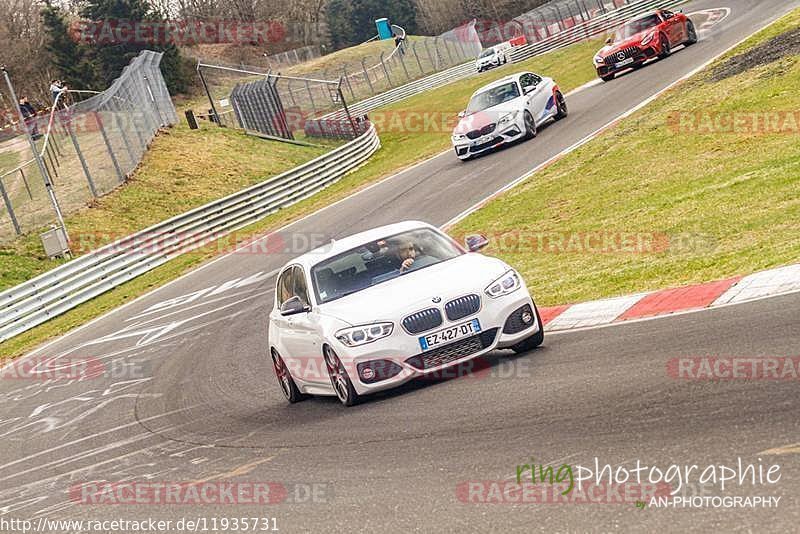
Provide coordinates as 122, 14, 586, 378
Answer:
268, 221, 543, 406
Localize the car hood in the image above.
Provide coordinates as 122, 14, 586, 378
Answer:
318, 253, 510, 325
453, 103, 521, 134
597, 30, 652, 56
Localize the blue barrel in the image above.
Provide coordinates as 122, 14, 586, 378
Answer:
375, 18, 393, 40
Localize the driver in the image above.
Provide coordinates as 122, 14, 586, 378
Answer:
390, 239, 418, 272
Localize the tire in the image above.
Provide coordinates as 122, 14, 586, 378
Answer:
510, 304, 544, 354
685, 20, 698, 45
523, 111, 537, 140
600, 74, 615, 82
658, 33, 671, 58
323, 345, 360, 406
272, 349, 306, 403
554, 91, 568, 120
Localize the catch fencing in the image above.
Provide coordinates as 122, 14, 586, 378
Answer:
197, 22, 482, 140
0, 125, 380, 343
0, 50, 177, 242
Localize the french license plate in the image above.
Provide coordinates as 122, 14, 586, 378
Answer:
419, 318, 481, 351
615, 57, 634, 68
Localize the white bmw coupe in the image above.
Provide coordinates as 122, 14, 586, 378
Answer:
268, 221, 543, 406
451, 71, 567, 161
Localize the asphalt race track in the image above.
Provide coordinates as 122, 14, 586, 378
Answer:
2, 1, 799, 531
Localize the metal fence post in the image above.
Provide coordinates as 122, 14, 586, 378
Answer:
118, 85, 148, 152
341, 65, 356, 100
115, 111, 137, 168
95, 111, 126, 183
379, 52, 392, 87
286, 79, 298, 108
338, 83, 358, 139
45, 143, 59, 179
424, 40, 437, 72
412, 43, 425, 74
361, 58, 375, 95
18, 168, 32, 200
397, 49, 411, 81
0, 176, 20, 235
64, 117, 98, 197
142, 73, 165, 127
197, 64, 221, 126
442, 38, 454, 66
304, 79, 318, 115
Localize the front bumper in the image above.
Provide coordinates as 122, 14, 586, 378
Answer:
596, 45, 658, 77
334, 289, 540, 396
452, 119, 525, 160
476, 59, 501, 71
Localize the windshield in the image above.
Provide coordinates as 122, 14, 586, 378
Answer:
466, 82, 520, 113
311, 228, 463, 304
479, 48, 495, 58
614, 14, 661, 40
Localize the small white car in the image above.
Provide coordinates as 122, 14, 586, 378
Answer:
451, 72, 567, 161
268, 221, 543, 406
476, 42, 511, 71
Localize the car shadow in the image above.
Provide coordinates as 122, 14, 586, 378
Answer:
336, 343, 551, 407
606, 45, 687, 81
467, 118, 560, 162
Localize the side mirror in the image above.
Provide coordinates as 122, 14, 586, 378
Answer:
605, 37, 613, 45
523, 85, 535, 94
465, 234, 489, 252
457, 110, 466, 118
280, 295, 310, 316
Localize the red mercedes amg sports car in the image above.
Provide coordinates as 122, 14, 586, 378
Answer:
594, 9, 697, 81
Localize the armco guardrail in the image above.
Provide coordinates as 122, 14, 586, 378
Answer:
0, 125, 380, 342
508, 0, 686, 62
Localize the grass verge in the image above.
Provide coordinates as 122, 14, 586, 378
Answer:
1, 38, 604, 358
451, 9, 800, 306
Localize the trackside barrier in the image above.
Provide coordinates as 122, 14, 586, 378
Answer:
0, 125, 380, 342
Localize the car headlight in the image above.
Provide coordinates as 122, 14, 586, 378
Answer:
336, 322, 393, 347
593, 54, 604, 64
452, 133, 466, 142
641, 32, 655, 45
485, 269, 521, 298
498, 111, 518, 125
